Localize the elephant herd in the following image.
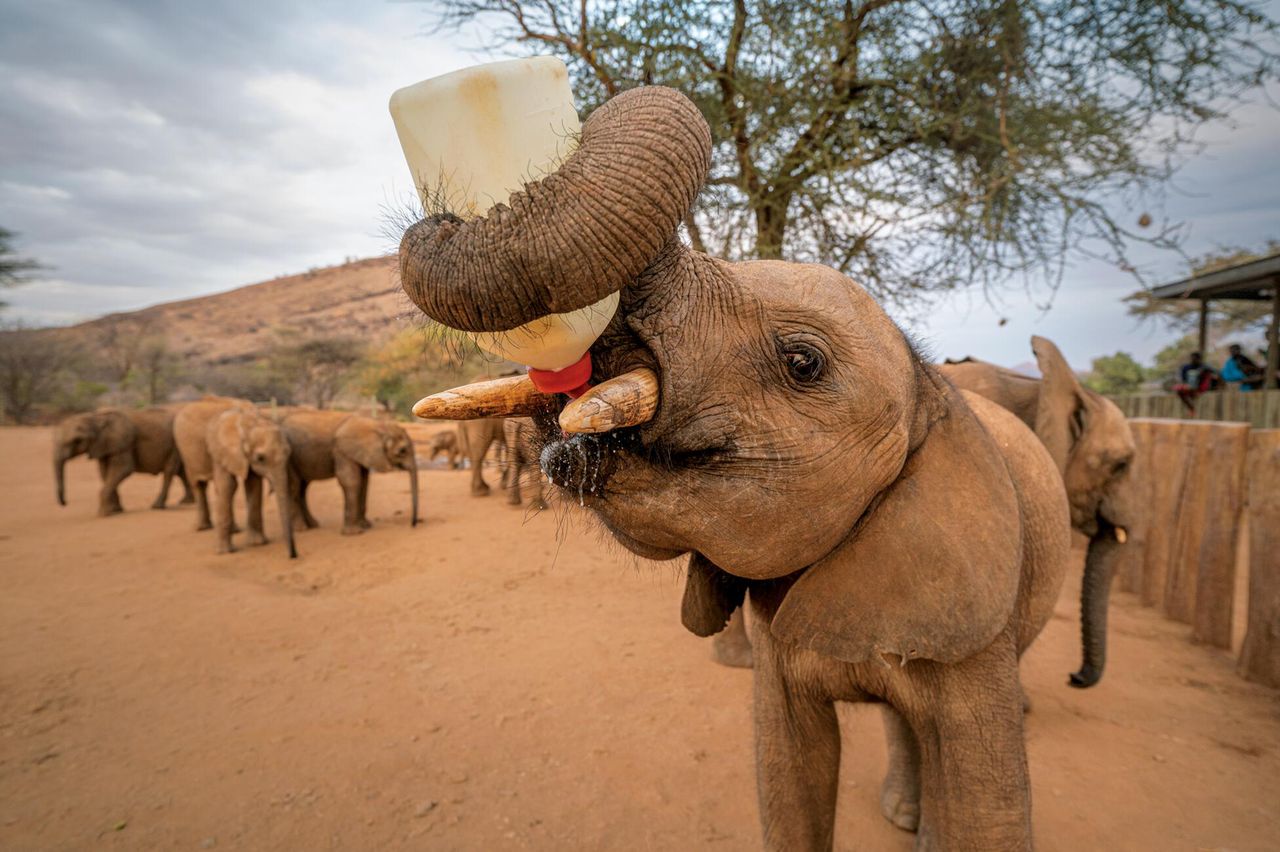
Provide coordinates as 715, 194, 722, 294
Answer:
53, 396, 420, 559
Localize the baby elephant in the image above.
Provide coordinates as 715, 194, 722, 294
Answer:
280, 410, 420, 535
207, 407, 297, 559
428, 430, 460, 468
53, 406, 193, 515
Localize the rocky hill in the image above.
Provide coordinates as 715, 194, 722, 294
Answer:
47, 255, 416, 367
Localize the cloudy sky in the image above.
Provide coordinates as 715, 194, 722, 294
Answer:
2, 0, 1278, 370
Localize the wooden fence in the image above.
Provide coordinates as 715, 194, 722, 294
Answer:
1108, 388, 1280, 428
1112, 419, 1280, 687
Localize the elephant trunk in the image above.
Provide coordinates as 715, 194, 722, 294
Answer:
274, 469, 297, 560
398, 86, 712, 333
405, 458, 420, 527
1069, 522, 1124, 688
54, 444, 70, 506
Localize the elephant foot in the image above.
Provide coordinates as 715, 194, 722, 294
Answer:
358, 518, 373, 530
507, 496, 522, 507
471, 483, 490, 497
196, 520, 213, 531
711, 632, 754, 669
98, 504, 124, 518
880, 781, 921, 833
150, 500, 167, 510
179, 494, 196, 505
216, 542, 236, 555
341, 524, 366, 536
246, 531, 268, 547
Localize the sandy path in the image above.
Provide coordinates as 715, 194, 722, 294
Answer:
1, 425, 1277, 851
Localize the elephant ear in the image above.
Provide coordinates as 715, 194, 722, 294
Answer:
1031, 335, 1085, 473
337, 418, 390, 471
87, 411, 134, 460
771, 393, 1022, 665
682, 553, 748, 637
209, 412, 250, 479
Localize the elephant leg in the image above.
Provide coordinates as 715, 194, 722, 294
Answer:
335, 457, 364, 536
711, 606, 754, 668
212, 469, 238, 554
152, 453, 179, 509
469, 436, 491, 496
908, 636, 1032, 851
291, 479, 318, 530
357, 468, 372, 529
751, 630, 841, 850
506, 455, 523, 506
879, 706, 922, 832
244, 472, 267, 547
194, 479, 213, 531
98, 454, 133, 517
177, 462, 196, 505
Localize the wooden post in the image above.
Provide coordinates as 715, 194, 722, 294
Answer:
1191, 423, 1250, 647
1164, 425, 1209, 622
1238, 429, 1280, 687
1141, 420, 1187, 608
1198, 299, 1210, 356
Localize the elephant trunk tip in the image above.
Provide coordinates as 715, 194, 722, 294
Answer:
1067, 665, 1102, 689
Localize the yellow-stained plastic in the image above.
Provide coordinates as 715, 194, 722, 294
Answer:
390, 57, 617, 372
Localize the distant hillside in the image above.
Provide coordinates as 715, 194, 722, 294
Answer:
45, 255, 415, 368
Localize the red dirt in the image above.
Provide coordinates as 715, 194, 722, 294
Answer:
1, 425, 1277, 850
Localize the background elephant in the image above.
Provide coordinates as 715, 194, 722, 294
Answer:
281, 410, 420, 534
502, 417, 545, 509
206, 407, 296, 559
174, 396, 252, 531
398, 86, 1071, 849
940, 336, 1138, 688
428, 430, 460, 468
455, 418, 507, 496
54, 406, 194, 516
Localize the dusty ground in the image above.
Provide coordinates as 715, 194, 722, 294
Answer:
1, 425, 1277, 851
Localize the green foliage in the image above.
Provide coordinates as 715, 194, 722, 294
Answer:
354, 327, 513, 418
430, 0, 1278, 306
266, 331, 366, 409
1083, 351, 1147, 395
0, 228, 42, 306
0, 322, 83, 423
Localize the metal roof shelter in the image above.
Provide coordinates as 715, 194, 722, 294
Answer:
1150, 251, 1280, 388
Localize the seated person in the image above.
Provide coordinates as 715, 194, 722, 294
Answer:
1221, 344, 1264, 390
1173, 351, 1217, 411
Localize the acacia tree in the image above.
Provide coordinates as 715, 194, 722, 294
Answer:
430, 0, 1277, 306
1, 228, 42, 309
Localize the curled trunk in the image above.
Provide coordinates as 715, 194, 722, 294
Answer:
399, 86, 712, 333
1070, 525, 1122, 688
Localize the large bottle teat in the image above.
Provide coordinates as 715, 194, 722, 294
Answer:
390, 57, 616, 396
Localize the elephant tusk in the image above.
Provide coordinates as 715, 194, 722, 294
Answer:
412, 374, 560, 420
1114, 526, 1128, 544
558, 368, 659, 434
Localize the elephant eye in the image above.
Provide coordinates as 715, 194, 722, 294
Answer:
254, 452, 267, 463
782, 341, 826, 385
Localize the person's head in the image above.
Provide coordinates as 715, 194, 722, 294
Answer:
1229, 344, 1242, 357
1188, 351, 1203, 365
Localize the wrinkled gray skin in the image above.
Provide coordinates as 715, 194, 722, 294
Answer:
398, 86, 1071, 850
54, 407, 194, 515
940, 337, 1139, 688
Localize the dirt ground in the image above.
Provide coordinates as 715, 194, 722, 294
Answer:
1, 426, 1278, 851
